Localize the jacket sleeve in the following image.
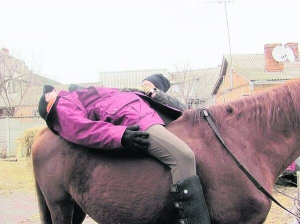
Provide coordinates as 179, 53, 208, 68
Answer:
153, 90, 187, 112
52, 99, 127, 149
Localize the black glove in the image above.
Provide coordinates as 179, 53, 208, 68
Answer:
121, 125, 150, 151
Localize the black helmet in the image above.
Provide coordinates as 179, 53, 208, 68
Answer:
143, 74, 170, 93
38, 85, 58, 135
38, 85, 55, 121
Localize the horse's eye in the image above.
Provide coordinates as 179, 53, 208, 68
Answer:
226, 106, 233, 113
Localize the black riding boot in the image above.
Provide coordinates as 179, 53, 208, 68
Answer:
171, 175, 211, 224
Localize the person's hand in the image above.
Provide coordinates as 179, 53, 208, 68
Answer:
140, 85, 152, 96
119, 85, 152, 95
121, 125, 150, 151
119, 87, 141, 92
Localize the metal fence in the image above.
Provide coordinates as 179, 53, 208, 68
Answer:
0, 116, 45, 157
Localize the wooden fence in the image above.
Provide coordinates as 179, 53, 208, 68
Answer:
0, 116, 45, 157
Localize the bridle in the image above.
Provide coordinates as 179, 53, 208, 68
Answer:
202, 108, 299, 218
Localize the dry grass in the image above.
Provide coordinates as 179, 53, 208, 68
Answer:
0, 157, 35, 195
264, 185, 298, 224
0, 158, 298, 223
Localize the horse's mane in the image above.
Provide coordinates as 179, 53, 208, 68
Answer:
185, 79, 300, 134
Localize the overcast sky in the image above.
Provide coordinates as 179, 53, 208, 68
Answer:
1, 0, 299, 84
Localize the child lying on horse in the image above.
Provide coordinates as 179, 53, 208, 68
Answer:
38, 74, 210, 224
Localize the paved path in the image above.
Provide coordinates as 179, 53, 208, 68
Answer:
0, 159, 97, 224
0, 190, 97, 224
0, 191, 39, 223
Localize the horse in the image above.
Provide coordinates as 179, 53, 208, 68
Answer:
32, 79, 300, 224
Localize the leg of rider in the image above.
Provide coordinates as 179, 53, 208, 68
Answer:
146, 125, 211, 224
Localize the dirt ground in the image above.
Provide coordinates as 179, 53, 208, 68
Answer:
0, 158, 298, 224
0, 157, 96, 224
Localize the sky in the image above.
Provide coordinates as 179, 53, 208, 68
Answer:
1, 0, 299, 84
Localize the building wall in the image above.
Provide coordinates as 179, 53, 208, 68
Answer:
99, 69, 168, 88
252, 84, 278, 94
14, 105, 38, 117
214, 68, 250, 104
0, 48, 41, 116
214, 68, 281, 104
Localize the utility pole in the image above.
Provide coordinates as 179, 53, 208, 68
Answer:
203, 0, 234, 99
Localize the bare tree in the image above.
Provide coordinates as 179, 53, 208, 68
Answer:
0, 48, 37, 116
169, 64, 217, 109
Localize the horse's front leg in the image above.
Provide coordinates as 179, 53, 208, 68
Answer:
73, 202, 86, 224
47, 198, 75, 224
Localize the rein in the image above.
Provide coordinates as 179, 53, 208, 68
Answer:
202, 108, 299, 218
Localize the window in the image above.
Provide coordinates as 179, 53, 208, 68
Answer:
33, 109, 39, 116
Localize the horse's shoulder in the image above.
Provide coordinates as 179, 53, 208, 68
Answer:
36, 126, 50, 137
32, 127, 53, 155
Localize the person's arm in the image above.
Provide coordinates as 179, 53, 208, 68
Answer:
152, 89, 187, 112
53, 99, 127, 149
119, 85, 187, 111
53, 98, 149, 150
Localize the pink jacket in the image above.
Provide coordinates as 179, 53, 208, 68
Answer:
50, 86, 180, 150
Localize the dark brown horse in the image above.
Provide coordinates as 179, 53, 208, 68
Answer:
32, 79, 300, 224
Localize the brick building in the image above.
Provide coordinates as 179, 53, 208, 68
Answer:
0, 48, 61, 116
213, 42, 300, 104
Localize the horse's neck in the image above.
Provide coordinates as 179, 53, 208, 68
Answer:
266, 131, 300, 178
213, 105, 300, 185
168, 105, 300, 188
252, 115, 300, 180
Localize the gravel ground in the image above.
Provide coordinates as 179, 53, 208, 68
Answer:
0, 157, 298, 223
